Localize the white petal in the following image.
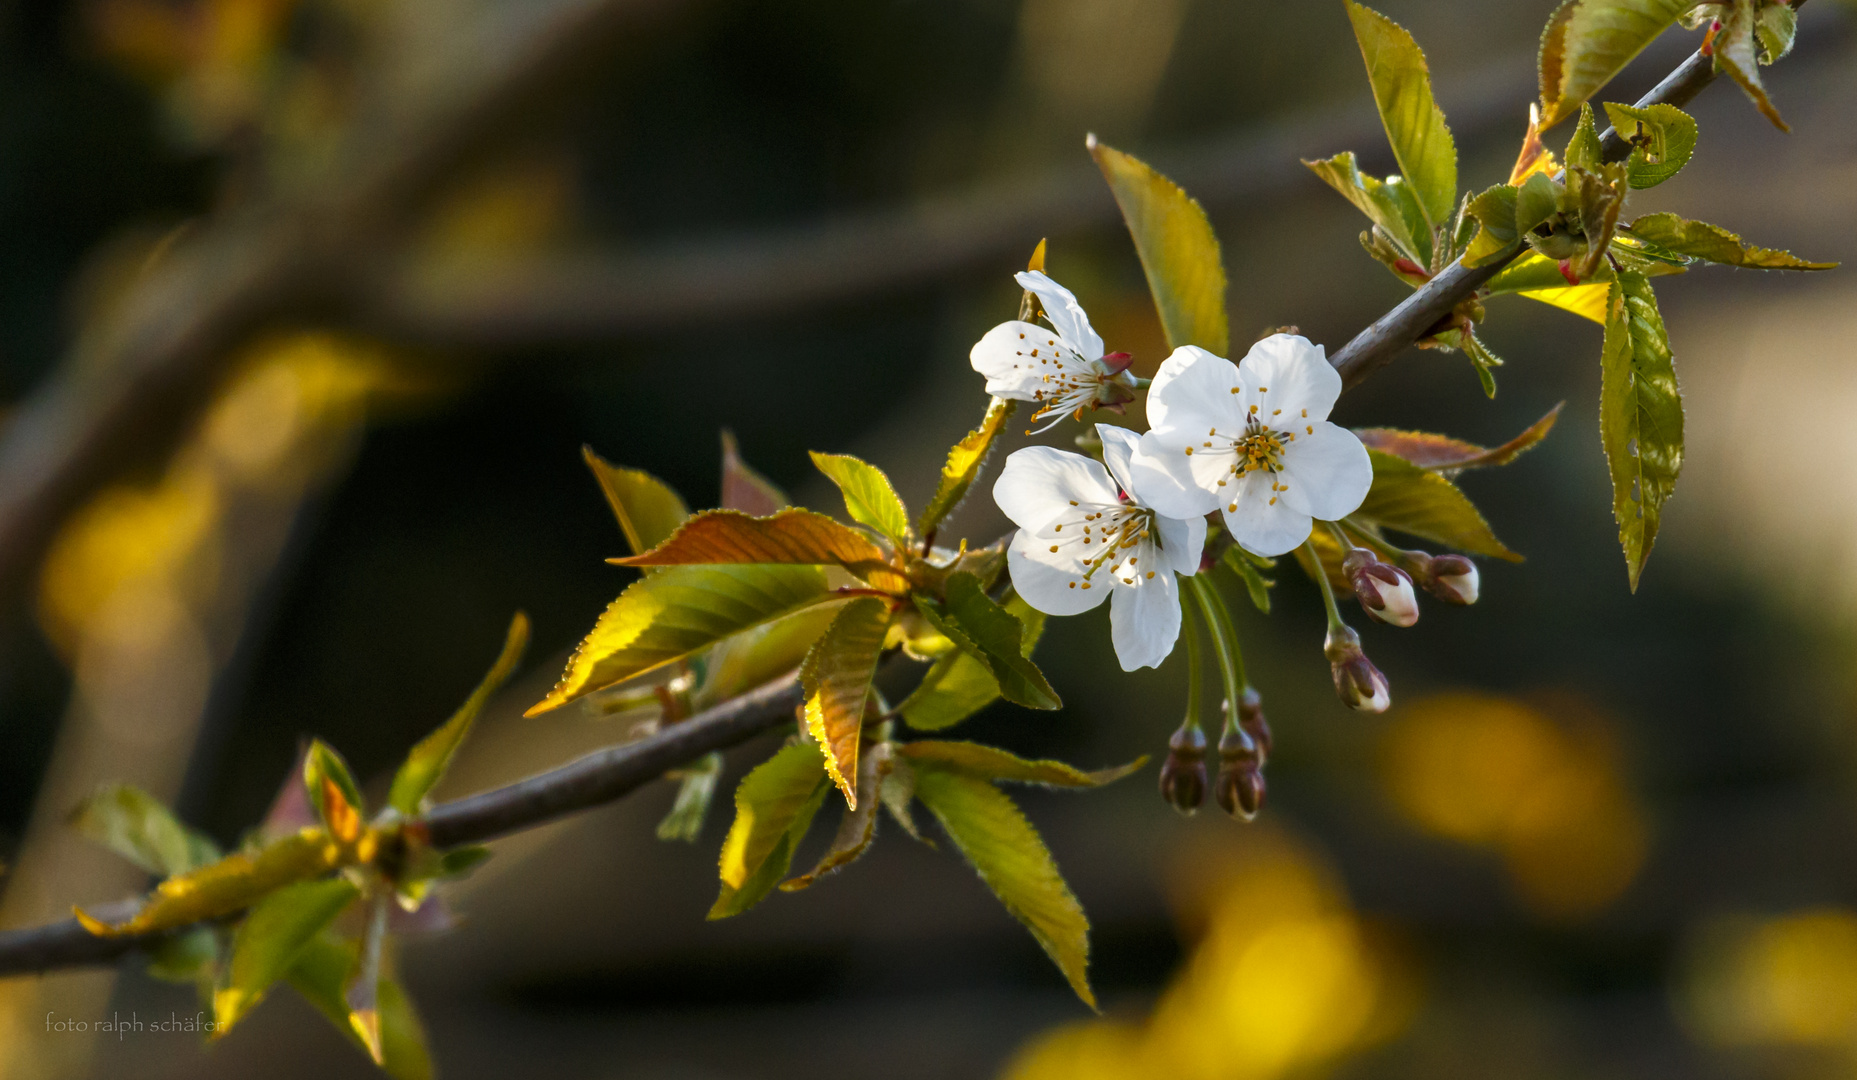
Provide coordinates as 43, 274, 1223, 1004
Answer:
1109, 570, 1181, 671
1221, 470, 1313, 556
1096, 424, 1141, 495
1015, 271, 1104, 361
1145, 345, 1243, 440
1277, 421, 1373, 521
1155, 511, 1205, 578
993, 446, 1118, 531
969, 321, 1053, 400
1129, 429, 1224, 519
1009, 531, 1107, 617
1240, 334, 1340, 422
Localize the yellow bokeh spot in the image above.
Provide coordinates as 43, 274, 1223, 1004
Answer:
1682, 909, 1857, 1047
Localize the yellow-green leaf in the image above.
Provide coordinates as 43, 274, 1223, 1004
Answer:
214, 877, 360, 1034
582, 447, 690, 557
527, 563, 836, 716
1089, 136, 1229, 356
711, 740, 831, 919
694, 601, 846, 708
1538, 0, 1580, 120
1544, 0, 1694, 129
304, 740, 365, 846
809, 451, 912, 547
1345, 0, 1458, 230
389, 612, 529, 817
898, 742, 1144, 788
899, 590, 1046, 731
781, 741, 893, 892
917, 397, 1017, 538
344, 894, 391, 1064
720, 430, 789, 516
1356, 450, 1521, 561
1714, 0, 1788, 131
1220, 547, 1275, 614
1756, 1, 1797, 63
912, 766, 1095, 1008
288, 934, 434, 1080
1602, 102, 1698, 188
1463, 183, 1521, 267
1306, 152, 1431, 267
1564, 102, 1605, 171
656, 751, 723, 843
914, 574, 1061, 712
1622, 213, 1836, 270
69, 784, 220, 877
800, 596, 893, 807
74, 828, 346, 939
1355, 403, 1564, 474
1601, 271, 1684, 591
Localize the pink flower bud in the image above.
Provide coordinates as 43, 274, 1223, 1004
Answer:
1324, 625, 1390, 713
1404, 550, 1480, 606
1342, 548, 1419, 628
1214, 716, 1265, 821
1159, 724, 1207, 816
1234, 686, 1272, 762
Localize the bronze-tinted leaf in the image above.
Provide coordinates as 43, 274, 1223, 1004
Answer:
720, 430, 790, 516
800, 597, 893, 808
781, 741, 894, 891
1355, 403, 1563, 474
610, 508, 902, 589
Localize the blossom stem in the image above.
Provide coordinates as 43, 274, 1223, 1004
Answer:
1339, 518, 1405, 563
1187, 576, 1251, 744
1128, 377, 1152, 390
1305, 534, 1347, 635
1180, 592, 1206, 732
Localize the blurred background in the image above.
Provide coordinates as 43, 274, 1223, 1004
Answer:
0, 0, 1853, 1076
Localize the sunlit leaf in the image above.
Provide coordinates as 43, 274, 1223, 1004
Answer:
610, 508, 903, 591
1538, 0, 1580, 122
527, 563, 837, 716
1544, 0, 1694, 129
898, 741, 1143, 788
900, 589, 1046, 731
1602, 102, 1698, 188
214, 877, 360, 1034
782, 741, 894, 891
75, 828, 345, 938
800, 596, 892, 808
720, 430, 790, 516
1089, 137, 1230, 356
1306, 152, 1431, 266
69, 784, 220, 877
695, 601, 846, 708
145, 925, 221, 988
1714, 1, 1788, 131
710, 741, 831, 919
1463, 183, 1520, 267
880, 756, 927, 843
1356, 403, 1564, 474
914, 574, 1060, 712
912, 766, 1095, 1008
1601, 271, 1684, 590
1356, 450, 1521, 561
289, 934, 434, 1080
809, 452, 912, 547
1756, 1, 1797, 63
344, 894, 391, 1064
1621, 213, 1836, 270
1566, 162, 1628, 280
1220, 547, 1275, 614
1345, 0, 1458, 230
304, 740, 365, 846
388, 613, 529, 817
582, 447, 689, 558
1515, 172, 1562, 237
1564, 102, 1605, 170
918, 396, 1017, 538
657, 752, 723, 843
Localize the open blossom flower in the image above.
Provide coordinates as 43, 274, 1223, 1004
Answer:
993, 424, 1205, 671
970, 271, 1138, 433
1130, 334, 1373, 557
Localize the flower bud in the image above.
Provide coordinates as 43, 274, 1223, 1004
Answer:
1214, 722, 1265, 821
1229, 687, 1272, 763
1324, 624, 1390, 713
1159, 724, 1208, 815
1403, 550, 1480, 606
1342, 547, 1419, 627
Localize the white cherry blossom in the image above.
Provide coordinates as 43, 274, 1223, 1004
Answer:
970, 271, 1137, 433
1130, 334, 1372, 557
993, 425, 1204, 671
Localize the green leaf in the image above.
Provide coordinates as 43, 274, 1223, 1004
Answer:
389, 612, 529, 817
74, 829, 345, 939
782, 741, 894, 891
915, 574, 1061, 712
1089, 136, 1230, 356
656, 752, 722, 843
1602, 102, 1698, 188
1621, 213, 1836, 270
304, 740, 365, 845
880, 756, 927, 843
710, 741, 832, 919
215, 877, 360, 1034
800, 596, 893, 807
1345, 0, 1457, 230
1306, 152, 1432, 267
1463, 183, 1520, 267
145, 925, 222, 988
918, 397, 1017, 538
1600, 271, 1684, 590
1564, 103, 1605, 170
345, 894, 391, 1065
809, 452, 912, 547
720, 430, 789, 516
582, 447, 690, 558
1544, 0, 1695, 129
1714, 0, 1788, 130
912, 766, 1095, 1008
1565, 162, 1628, 280
1756, 1, 1797, 63
528, 564, 837, 715
1219, 547, 1275, 614
899, 589, 1048, 731
1357, 450, 1522, 561
898, 742, 1144, 788
1458, 327, 1503, 398
1355, 402, 1564, 474
69, 784, 220, 877
288, 934, 434, 1080
1515, 172, 1562, 237
1538, 0, 1580, 119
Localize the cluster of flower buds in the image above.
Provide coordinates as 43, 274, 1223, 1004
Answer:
1159, 721, 1208, 816
1398, 549, 1480, 606
1214, 688, 1271, 821
1341, 546, 1419, 627
1324, 624, 1390, 713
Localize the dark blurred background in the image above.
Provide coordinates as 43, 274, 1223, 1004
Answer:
1, 0, 1855, 1076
